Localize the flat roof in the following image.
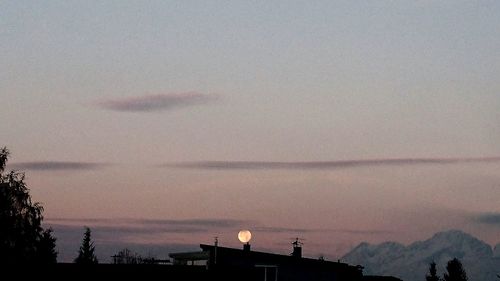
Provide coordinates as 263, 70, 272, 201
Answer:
169, 251, 209, 261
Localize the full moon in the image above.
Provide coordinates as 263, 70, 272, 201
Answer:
238, 230, 252, 243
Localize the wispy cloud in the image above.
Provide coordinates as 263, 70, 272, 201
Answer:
47, 218, 391, 236
8, 161, 109, 171
475, 213, 500, 226
46, 218, 246, 231
94, 92, 219, 112
46, 221, 202, 262
164, 157, 500, 171
328, 229, 395, 235
45, 218, 248, 252
48, 223, 208, 235
254, 227, 393, 235
46, 217, 392, 262
253, 226, 316, 233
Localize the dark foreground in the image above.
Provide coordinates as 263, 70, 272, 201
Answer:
11, 264, 403, 281
14, 263, 281, 281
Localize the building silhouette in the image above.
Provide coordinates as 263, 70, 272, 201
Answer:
170, 240, 363, 281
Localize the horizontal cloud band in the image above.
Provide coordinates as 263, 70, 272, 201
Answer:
475, 213, 500, 226
47, 218, 391, 262
46, 217, 389, 235
95, 92, 218, 112
46, 217, 246, 229
164, 156, 500, 171
8, 161, 109, 171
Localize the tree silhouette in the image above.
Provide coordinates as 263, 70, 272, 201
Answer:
112, 248, 159, 264
74, 227, 98, 264
426, 261, 440, 281
37, 229, 58, 263
0, 147, 57, 264
112, 248, 139, 264
443, 258, 468, 281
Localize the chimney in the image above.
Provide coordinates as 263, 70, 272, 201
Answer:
292, 245, 302, 258
291, 238, 302, 258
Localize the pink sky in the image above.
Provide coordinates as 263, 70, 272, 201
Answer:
2, 1, 500, 262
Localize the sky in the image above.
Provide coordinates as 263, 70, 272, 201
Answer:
1, 1, 500, 262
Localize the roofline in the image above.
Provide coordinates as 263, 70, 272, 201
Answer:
199, 244, 351, 266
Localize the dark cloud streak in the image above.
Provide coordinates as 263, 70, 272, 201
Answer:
165, 157, 500, 171
254, 226, 393, 235
475, 213, 500, 226
8, 161, 109, 171
253, 226, 315, 233
47, 222, 201, 263
48, 223, 208, 235
47, 218, 390, 235
46, 218, 246, 228
46, 217, 392, 262
327, 229, 395, 235
95, 92, 218, 112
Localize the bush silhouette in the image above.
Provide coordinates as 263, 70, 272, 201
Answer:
112, 248, 139, 264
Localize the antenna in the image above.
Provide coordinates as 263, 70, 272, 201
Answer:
214, 236, 218, 266
290, 237, 305, 247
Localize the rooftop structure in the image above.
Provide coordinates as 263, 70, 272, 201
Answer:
170, 241, 363, 281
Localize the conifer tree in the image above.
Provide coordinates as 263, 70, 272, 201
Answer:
426, 261, 440, 281
443, 258, 467, 281
74, 227, 98, 264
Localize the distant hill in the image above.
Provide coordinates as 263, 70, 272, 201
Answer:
342, 230, 500, 281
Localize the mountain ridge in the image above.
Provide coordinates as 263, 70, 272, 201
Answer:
342, 230, 500, 281
493, 243, 500, 258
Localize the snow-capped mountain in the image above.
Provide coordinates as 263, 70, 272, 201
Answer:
342, 230, 500, 281
494, 244, 500, 258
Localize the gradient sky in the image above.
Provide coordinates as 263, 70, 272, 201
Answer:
1, 1, 500, 262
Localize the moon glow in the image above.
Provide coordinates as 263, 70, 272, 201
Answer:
238, 230, 252, 243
